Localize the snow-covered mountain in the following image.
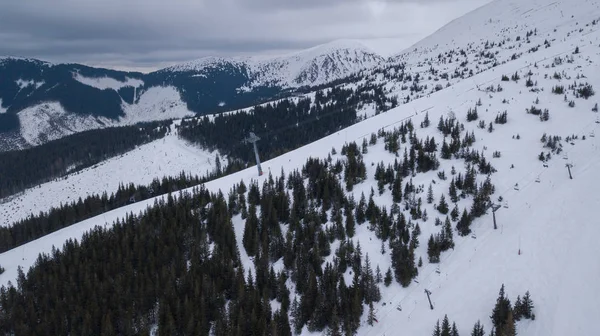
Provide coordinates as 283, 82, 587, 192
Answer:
1, 0, 600, 335
0, 40, 384, 151
164, 39, 385, 89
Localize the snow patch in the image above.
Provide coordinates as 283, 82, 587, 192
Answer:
0, 98, 6, 114
0, 129, 219, 226
17, 102, 110, 146
15, 78, 44, 90
73, 73, 144, 91
119, 86, 195, 124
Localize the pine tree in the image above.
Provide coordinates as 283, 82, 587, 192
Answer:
451, 204, 459, 222
290, 297, 303, 334
384, 267, 393, 287
513, 295, 523, 321
392, 172, 403, 203
437, 194, 449, 214
441, 315, 451, 336
456, 208, 471, 236
452, 322, 460, 336
521, 291, 534, 319
345, 207, 356, 238
428, 235, 440, 263
367, 302, 376, 326
433, 320, 442, 336
491, 284, 512, 335
471, 321, 485, 336
504, 310, 516, 336
427, 184, 435, 204
449, 179, 458, 203
243, 204, 260, 256
376, 265, 383, 283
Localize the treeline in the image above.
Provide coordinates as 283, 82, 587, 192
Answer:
178, 82, 397, 163
0, 117, 498, 334
0, 187, 280, 335
0, 122, 171, 199
0, 144, 422, 335
0, 157, 244, 253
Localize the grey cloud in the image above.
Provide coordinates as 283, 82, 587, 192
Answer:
0, 0, 491, 71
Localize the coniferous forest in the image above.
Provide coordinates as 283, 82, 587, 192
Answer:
178, 83, 397, 163
0, 164, 245, 254
0, 121, 171, 199
0, 115, 510, 335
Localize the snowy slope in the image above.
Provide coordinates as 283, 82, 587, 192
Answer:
15, 86, 195, 147
1, 0, 600, 335
17, 102, 113, 146
0, 122, 219, 226
0, 98, 7, 114
165, 39, 385, 89
73, 73, 144, 90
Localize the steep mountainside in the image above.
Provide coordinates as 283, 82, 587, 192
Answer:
0, 0, 599, 335
0, 41, 383, 150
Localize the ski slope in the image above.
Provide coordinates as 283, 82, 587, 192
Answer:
0, 122, 220, 226
1, 0, 599, 335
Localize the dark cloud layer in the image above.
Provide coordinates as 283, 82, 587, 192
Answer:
0, 0, 490, 72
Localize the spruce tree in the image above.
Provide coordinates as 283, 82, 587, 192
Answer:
441, 315, 451, 336
427, 184, 435, 204
451, 204, 459, 222
451, 322, 459, 336
367, 302, 376, 326
449, 179, 458, 203
384, 268, 393, 287
513, 295, 523, 321
456, 208, 471, 236
433, 320, 442, 336
521, 291, 534, 319
345, 207, 356, 238
504, 310, 516, 336
491, 284, 512, 335
392, 173, 403, 203
471, 320, 485, 336
437, 194, 449, 214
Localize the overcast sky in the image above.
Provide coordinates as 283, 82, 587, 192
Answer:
0, 0, 491, 72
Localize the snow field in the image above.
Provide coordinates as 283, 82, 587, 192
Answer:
1, 0, 600, 335
0, 124, 220, 226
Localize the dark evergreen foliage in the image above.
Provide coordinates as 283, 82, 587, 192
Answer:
178, 84, 394, 164
0, 169, 250, 253
0, 122, 169, 199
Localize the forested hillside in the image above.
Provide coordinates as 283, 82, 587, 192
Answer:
178, 82, 396, 162
0, 122, 169, 199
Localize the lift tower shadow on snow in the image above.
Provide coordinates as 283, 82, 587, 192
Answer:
243, 132, 263, 176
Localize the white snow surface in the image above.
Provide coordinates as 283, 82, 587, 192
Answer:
17, 102, 112, 146
0, 98, 6, 114
120, 85, 195, 124
15, 78, 44, 90
73, 73, 144, 90
165, 39, 385, 89
0, 126, 219, 226
2, 0, 600, 335
15, 86, 195, 147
